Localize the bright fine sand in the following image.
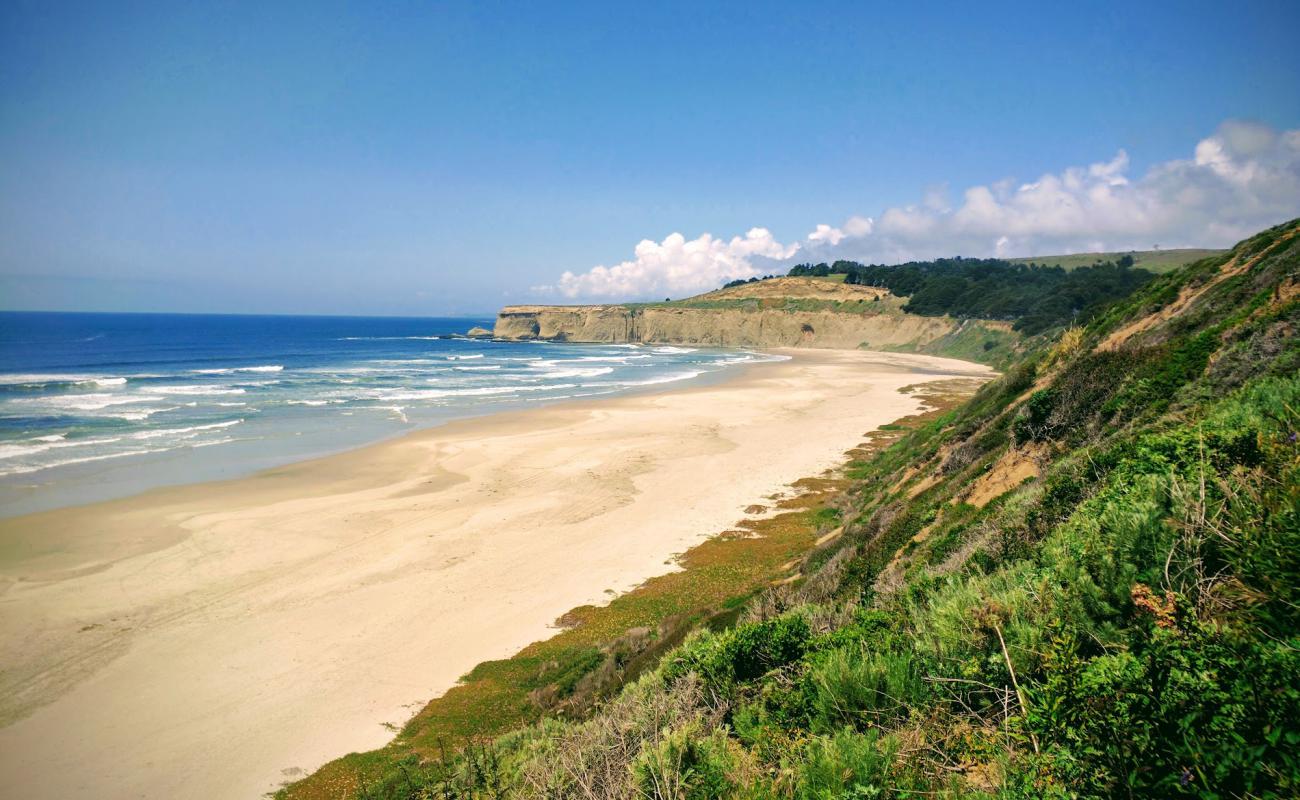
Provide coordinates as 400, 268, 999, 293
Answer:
0, 349, 992, 799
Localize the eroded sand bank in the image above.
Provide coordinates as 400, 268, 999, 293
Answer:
0, 349, 992, 799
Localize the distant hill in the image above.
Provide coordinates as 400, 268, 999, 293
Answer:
1009, 247, 1225, 273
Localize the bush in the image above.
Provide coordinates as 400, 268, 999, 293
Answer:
1033, 627, 1300, 797
664, 615, 813, 696
804, 647, 924, 733
796, 728, 900, 800
631, 721, 741, 800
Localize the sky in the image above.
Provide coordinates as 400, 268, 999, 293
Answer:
2, 1, 1299, 316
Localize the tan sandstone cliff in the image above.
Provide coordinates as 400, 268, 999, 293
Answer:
493, 277, 994, 351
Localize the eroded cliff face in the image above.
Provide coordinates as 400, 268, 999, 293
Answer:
494, 305, 635, 343
493, 278, 1015, 352
493, 304, 962, 350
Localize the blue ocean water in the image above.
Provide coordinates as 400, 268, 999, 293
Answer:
0, 312, 779, 517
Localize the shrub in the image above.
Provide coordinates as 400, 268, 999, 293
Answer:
804, 647, 923, 733
1033, 627, 1300, 797
796, 728, 900, 800
631, 721, 741, 800
664, 615, 813, 696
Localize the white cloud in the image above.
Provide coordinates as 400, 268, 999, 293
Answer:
807, 224, 845, 246
544, 120, 1300, 300
549, 228, 799, 299
806, 120, 1300, 263
805, 215, 874, 248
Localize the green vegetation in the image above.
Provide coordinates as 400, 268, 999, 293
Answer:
880, 319, 1023, 370
722, 275, 780, 289
628, 295, 907, 316
1008, 248, 1226, 274
283, 220, 1299, 799
829, 257, 1153, 334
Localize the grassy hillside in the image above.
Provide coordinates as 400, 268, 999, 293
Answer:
626, 276, 910, 318
1009, 248, 1226, 273
282, 220, 1299, 799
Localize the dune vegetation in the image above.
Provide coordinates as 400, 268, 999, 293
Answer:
282, 219, 1299, 799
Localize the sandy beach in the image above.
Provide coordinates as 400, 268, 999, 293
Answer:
0, 349, 992, 799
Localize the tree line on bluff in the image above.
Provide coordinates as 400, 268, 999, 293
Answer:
724, 254, 1153, 335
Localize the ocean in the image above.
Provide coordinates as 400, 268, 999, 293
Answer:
0, 311, 781, 517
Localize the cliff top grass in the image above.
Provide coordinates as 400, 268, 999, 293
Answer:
1008, 246, 1225, 273
627, 295, 910, 316
693, 276, 885, 302
621, 277, 912, 316
502, 277, 899, 313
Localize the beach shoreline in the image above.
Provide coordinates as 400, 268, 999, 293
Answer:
0, 348, 993, 799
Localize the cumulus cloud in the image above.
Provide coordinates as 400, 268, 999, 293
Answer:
550, 228, 798, 299
805, 120, 1300, 264
543, 121, 1300, 300
806, 215, 874, 247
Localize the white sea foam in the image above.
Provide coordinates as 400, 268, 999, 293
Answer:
651, 346, 698, 354
530, 366, 614, 379
364, 358, 442, 365
128, 419, 244, 440
0, 434, 130, 461
575, 354, 651, 362
14, 393, 166, 411
302, 366, 385, 375
0, 373, 93, 386
375, 383, 579, 401
586, 370, 703, 388
191, 364, 284, 374
0, 442, 61, 459
109, 406, 181, 421
453, 365, 501, 371
633, 370, 704, 385
152, 385, 247, 396
0, 374, 128, 388
371, 405, 409, 422
189, 437, 238, 448
0, 448, 167, 477
0, 443, 48, 460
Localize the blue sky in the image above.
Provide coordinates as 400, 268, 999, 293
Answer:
2, 1, 1299, 315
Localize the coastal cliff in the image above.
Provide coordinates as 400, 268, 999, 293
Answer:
494, 277, 1013, 356
494, 303, 964, 349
